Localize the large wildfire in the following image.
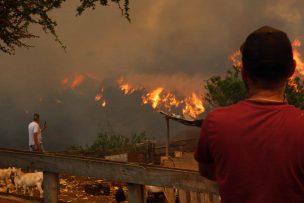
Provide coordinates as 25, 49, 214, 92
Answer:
57, 39, 304, 120
59, 74, 206, 120
117, 78, 205, 119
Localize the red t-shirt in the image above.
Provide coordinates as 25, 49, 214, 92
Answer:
195, 100, 304, 203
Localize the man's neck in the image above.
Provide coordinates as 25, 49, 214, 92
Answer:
248, 88, 285, 102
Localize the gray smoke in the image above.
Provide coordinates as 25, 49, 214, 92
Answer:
0, 0, 303, 150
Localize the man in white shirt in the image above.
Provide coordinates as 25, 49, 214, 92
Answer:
28, 113, 47, 152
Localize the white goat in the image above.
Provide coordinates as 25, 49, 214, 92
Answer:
0, 167, 14, 186
14, 168, 43, 197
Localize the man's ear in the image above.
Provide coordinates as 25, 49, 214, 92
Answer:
288, 59, 296, 78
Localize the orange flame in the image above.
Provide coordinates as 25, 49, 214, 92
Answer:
95, 88, 106, 108
95, 94, 102, 101
70, 74, 85, 89
61, 78, 69, 86
288, 79, 300, 92
117, 78, 140, 94
182, 93, 205, 119
102, 101, 106, 107
229, 50, 241, 68
292, 39, 304, 76
60, 73, 106, 107
162, 92, 181, 110
140, 87, 204, 119
142, 87, 164, 109
288, 39, 304, 92
61, 73, 103, 89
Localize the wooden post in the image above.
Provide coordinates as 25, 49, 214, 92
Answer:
128, 183, 144, 203
196, 192, 201, 203
186, 191, 191, 203
43, 172, 59, 203
166, 117, 170, 157
146, 141, 155, 164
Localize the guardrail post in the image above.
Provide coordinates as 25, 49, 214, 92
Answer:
43, 172, 59, 203
127, 183, 144, 203
185, 191, 191, 203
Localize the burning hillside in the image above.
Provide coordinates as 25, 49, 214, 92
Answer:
57, 38, 304, 121
118, 78, 205, 119
58, 73, 206, 120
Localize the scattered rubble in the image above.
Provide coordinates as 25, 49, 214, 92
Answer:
0, 174, 128, 203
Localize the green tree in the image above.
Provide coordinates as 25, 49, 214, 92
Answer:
66, 130, 147, 156
204, 67, 248, 109
285, 77, 304, 109
0, 0, 129, 54
204, 66, 304, 110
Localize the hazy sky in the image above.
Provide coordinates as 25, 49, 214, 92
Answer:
1, 0, 304, 150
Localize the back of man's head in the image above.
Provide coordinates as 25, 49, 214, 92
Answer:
33, 113, 40, 122
241, 26, 294, 89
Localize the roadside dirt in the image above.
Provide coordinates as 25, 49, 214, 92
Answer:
0, 174, 128, 203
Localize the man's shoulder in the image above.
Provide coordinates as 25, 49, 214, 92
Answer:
284, 104, 304, 117
207, 102, 245, 118
205, 100, 304, 122
28, 121, 39, 128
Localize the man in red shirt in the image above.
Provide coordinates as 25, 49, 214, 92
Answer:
195, 26, 304, 203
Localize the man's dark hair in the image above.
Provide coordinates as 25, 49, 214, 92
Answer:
33, 113, 40, 121
241, 26, 294, 88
